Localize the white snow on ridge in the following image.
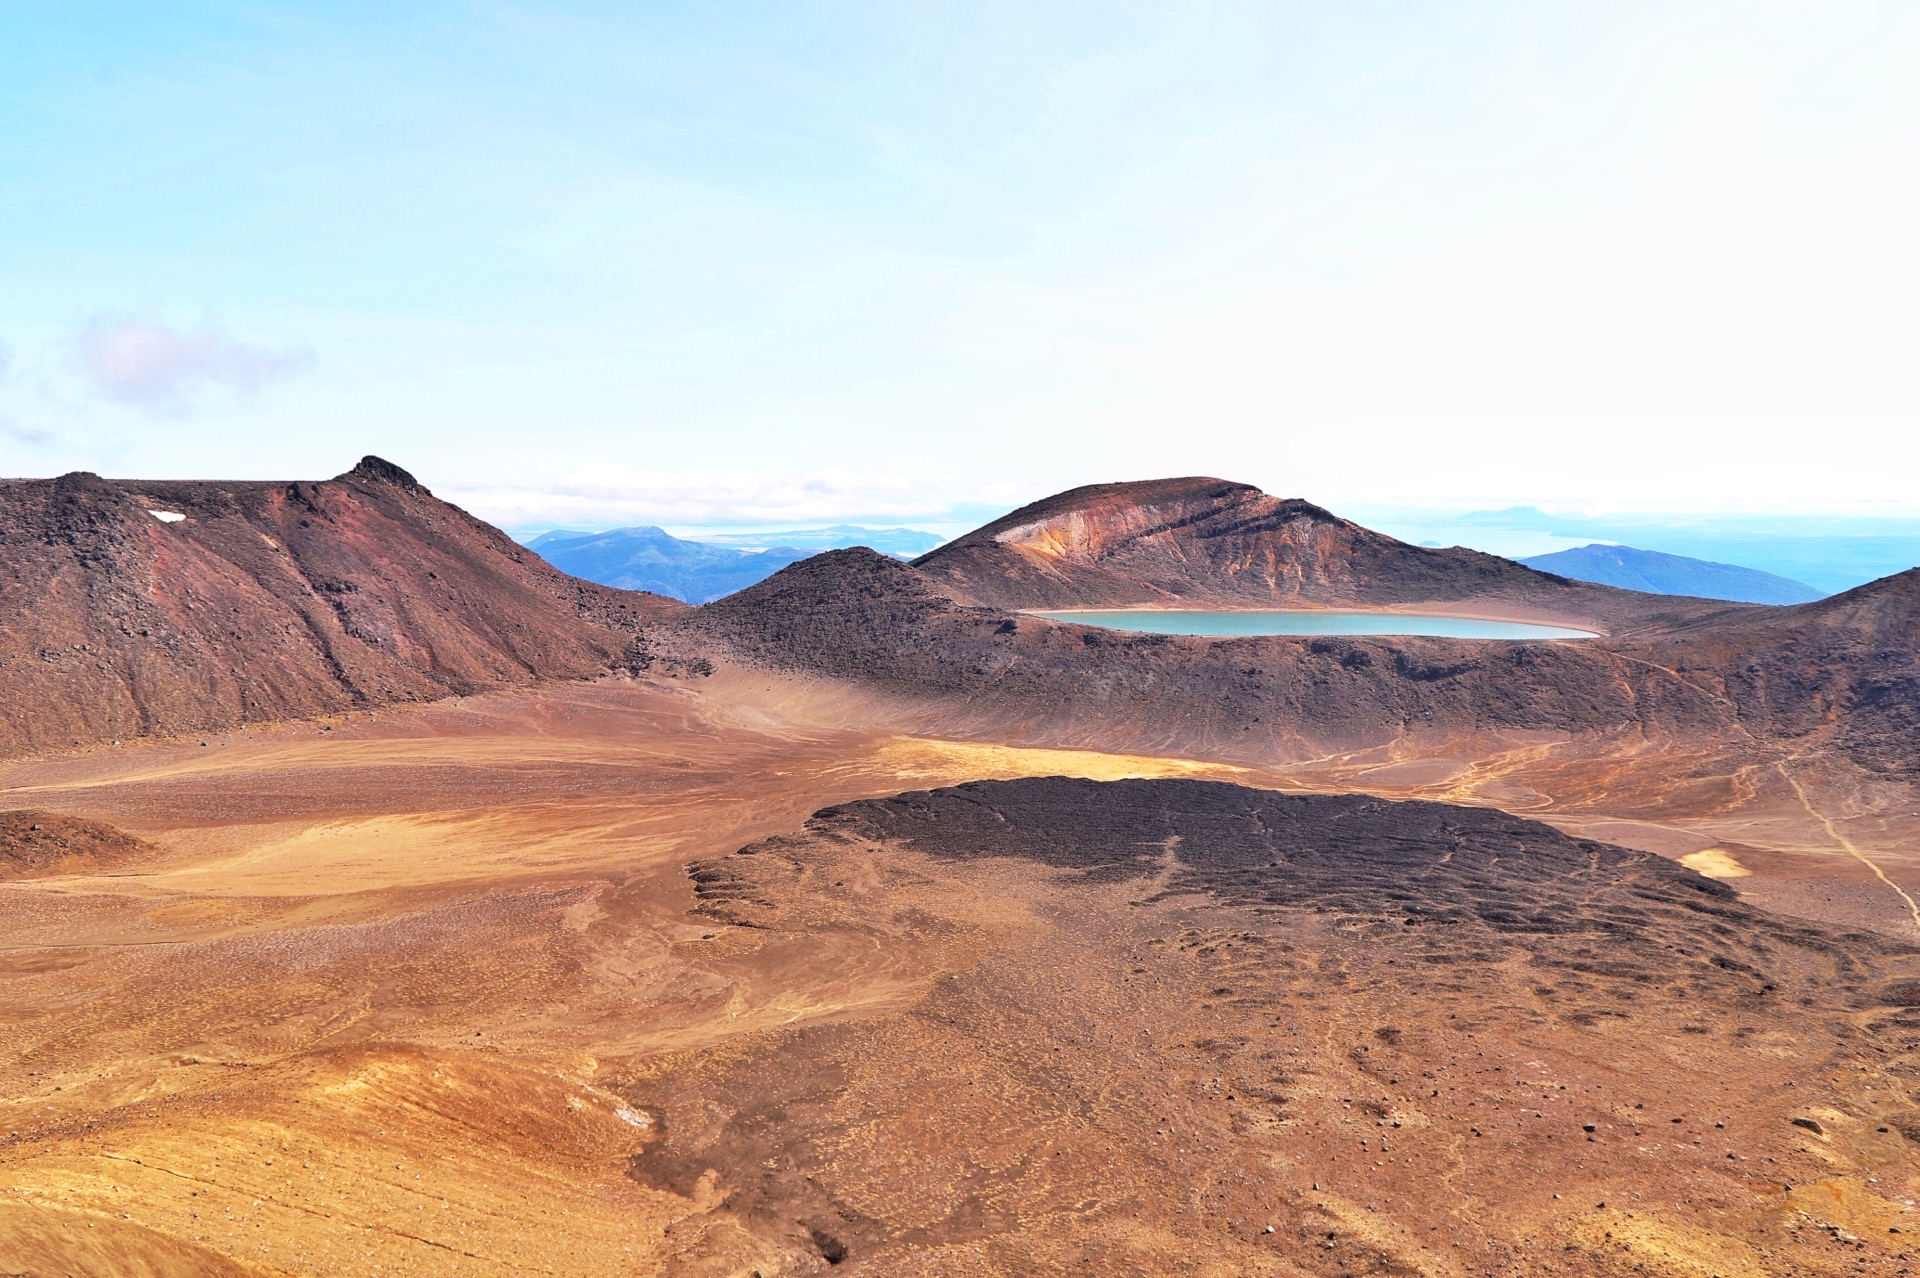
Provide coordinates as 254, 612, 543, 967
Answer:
148, 510, 186, 523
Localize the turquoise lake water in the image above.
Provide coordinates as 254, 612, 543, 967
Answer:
1032, 610, 1598, 640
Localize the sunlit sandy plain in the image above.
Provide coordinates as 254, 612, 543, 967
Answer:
7, 666, 1920, 1274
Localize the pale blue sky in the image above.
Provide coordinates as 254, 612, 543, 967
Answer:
2, 3, 1916, 527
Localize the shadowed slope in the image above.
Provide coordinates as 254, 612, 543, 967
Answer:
684, 524, 1920, 776
0, 457, 682, 756
1657, 569, 1920, 777
679, 548, 1735, 760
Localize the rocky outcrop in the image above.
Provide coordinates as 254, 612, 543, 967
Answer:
0, 810, 152, 879
743, 777, 1853, 962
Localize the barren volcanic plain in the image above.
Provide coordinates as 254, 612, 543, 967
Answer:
5, 465, 1920, 1275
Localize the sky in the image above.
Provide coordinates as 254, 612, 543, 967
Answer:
2, 2, 1917, 531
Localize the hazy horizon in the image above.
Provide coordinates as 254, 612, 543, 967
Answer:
491, 487, 1920, 595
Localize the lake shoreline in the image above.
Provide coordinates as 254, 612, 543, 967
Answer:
1030, 608, 1601, 640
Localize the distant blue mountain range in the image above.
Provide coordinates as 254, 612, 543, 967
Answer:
525, 524, 943, 603
689, 524, 944, 557
1341, 502, 1920, 595
532, 518, 1829, 609
1520, 544, 1824, 605
526, 527, 815, 604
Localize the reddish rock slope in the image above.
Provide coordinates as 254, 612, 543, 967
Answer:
0, 457, 682, 756
914, 476, 1725, 630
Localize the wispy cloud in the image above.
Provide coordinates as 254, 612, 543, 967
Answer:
0, 342, 59, 455
74, 316, 312, 407
0, 418, 57, 451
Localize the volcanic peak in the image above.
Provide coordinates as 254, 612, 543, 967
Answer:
908, 474, 1701, 626
0, 458, 682, 756
924, 476, 1338, 563
343, 454, 424, 491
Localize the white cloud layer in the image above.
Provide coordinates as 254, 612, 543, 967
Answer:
74, 317, 311, 407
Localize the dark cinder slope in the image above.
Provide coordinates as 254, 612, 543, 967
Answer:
914, 477, 1720, 630
770, 776, 1755, 930
1653, 568, 1920, 777
0, 457, 682, 756
681, 536, 1920, 776
679, 548, 1736, 759
648, 777, 1920, 1272
1522, 543, 1824, 605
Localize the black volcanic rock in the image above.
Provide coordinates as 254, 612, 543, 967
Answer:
658, 776, 1914, 1272
344, 454, 424, 491
0, 809, 153, 879
725, 777, 1881, 983
797, 777, 1737, 920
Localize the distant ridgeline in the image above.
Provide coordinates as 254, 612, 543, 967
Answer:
1378, 503, 1920, 596
1520, 544, 1824, 605
527, 524, 943, 604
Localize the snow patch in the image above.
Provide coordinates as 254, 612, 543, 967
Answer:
147, 510, 186, 523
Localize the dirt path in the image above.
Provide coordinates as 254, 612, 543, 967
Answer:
1778, 759, 1920, 935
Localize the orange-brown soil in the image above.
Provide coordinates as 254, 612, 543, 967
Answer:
5, 671, 1920, 1275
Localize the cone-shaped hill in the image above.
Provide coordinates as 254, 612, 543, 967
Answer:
913, 477, 1723, 630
